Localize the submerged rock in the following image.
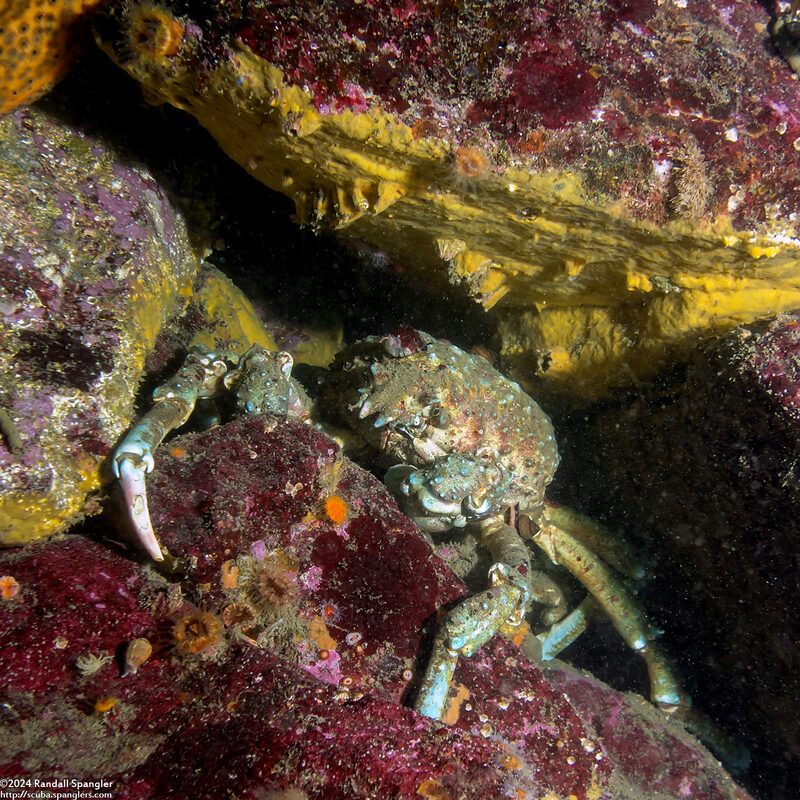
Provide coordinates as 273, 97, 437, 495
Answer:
0, 105, 201, 545
95, 0, 800, 399
554, 311, 800, 799
0, 415, 753, 799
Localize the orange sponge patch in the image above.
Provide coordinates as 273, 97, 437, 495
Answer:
0, 0, 106, 115
324, 494, 348, 525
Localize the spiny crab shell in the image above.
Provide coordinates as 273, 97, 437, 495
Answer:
322, 326, 559, 531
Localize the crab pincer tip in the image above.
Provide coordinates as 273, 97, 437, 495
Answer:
118, 458, 164, 561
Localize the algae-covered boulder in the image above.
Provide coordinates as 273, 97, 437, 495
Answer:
0, 416, 754, 799
96, 0, 800, 399
553, 313, 800, 797
0, 105, 201, 545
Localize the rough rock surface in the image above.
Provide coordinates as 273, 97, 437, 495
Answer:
0, 415, 752, 799
0, 105, 201, 545
552, 312, 800, 800
95, 0, 800, 398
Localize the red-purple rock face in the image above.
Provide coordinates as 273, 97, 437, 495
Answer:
551, 311, 800, 799
0, 415, 752, 799
746, 314, 800, 420
144, 414, 466, 700
194, 0, 800, 229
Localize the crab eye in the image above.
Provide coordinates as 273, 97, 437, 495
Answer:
464, 493, 492, 516
427, 406, 450, 428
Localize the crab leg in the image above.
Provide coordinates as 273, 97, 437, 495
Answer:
117, 458, 162, 560
532, 511, 751, 768
415, 515, 532, 720
113, 349, 228, 560
532, 512, 686, 710
541, 500, 645, 582
524, 596, 598, 662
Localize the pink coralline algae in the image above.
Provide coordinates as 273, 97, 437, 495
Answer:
0, 104, 200, 543
142, 413, 467, 701
0, 415, 753, 799
181, 0, 800, 231
744, 314, 800, 420
0, 538, 160, 697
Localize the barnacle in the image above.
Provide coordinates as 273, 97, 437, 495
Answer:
118, 3, 185, 63
221, 602, 257, 631
451, 145, 492, 192
172, 609, 225, 658
334, 674, 364, 704
256, 563, 296, 605
246, 550, 298, 610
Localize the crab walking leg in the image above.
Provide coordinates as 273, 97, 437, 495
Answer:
524, 596, 599, 662
415, 515, 532, 720
528, 569, 569, 626
541, 500, 645, 582
532, 517, 687, 710
113, 349, 228, 560
533, 519, 750, 768
642, 631, 750, 768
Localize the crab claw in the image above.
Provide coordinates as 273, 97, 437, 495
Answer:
117, 458, 164, 561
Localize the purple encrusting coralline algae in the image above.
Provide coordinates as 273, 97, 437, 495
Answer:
0, 105, 201, 545
0, 415, 753, 800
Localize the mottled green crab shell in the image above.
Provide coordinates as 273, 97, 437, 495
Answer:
327, 331, 560, 516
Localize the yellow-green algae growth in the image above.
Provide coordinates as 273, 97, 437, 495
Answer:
0, 106, 202, 545
189, 269, 341, 369
99, 32, 800, 400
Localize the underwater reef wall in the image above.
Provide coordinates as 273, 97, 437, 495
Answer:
553, 312, 800, 798
0, 105, 201, 545
95, 0, 800, 399
0, 415, 754, 799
